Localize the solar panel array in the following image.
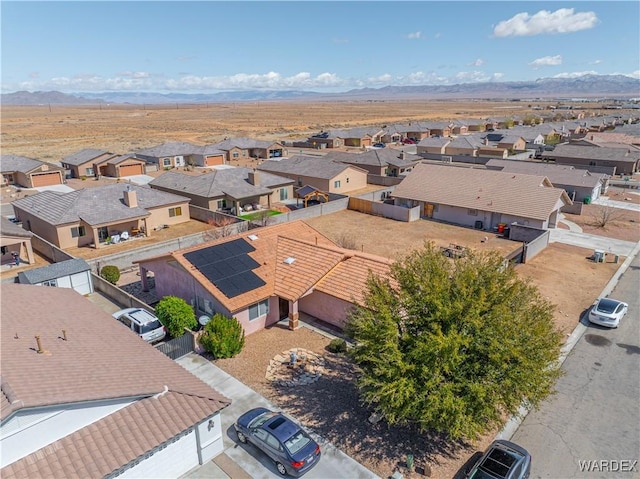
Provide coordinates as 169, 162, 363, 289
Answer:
184, 238, 266, 298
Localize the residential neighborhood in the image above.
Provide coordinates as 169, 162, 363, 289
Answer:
2, 106, 640, 479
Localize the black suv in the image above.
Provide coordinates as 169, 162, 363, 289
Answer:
466, 440, 531, 479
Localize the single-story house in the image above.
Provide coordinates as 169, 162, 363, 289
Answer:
257, 155, 369, 193
497, 135, 527, 152
380, 123, 430, 143
392, 163, 571, 230
211, 137, 287, 162
11, 183, 191, 249
1, 155, 65, 188
450, 120, 469, 135
485, 159, 609, 203
325, 149, 421, 177
0, 284, 231, 479
134, 221, 392, 334
444, 135, 484, 157
424, 121, 452, 137
17, 258, 94, 295
544, 144, 640, 176
95, 153, 147, 178
135, 142, 227, 169
0, 216, 35, 266
149, 168, 294, 214
417, 137, 451, 155
306, 127, 383, 149
60, 148, 116, 178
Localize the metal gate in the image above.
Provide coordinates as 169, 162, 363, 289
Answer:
156, 333, 194, 360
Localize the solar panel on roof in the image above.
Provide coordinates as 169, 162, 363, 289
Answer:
184, 238, 264, 298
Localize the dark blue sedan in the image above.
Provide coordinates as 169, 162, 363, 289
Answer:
234, 407, 321, 476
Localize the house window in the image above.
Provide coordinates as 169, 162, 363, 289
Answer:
334, 180, 341, 188
162, 158, 171, 167
196, 296, 214, 315
42, 279, 57, 287
468, 209, 478, 216
85, 168, 94, 176
249, 299, 269, 321
297, 177, 303, 186
217, 199, 227, 209
1, 246, 7, 255
169, 207, 182, 217
232, 152, 239, 159
71, 226, 86, 238
279, 188, 288, 200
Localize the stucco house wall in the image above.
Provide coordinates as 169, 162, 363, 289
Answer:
298, 291, 352, 330
430, 203, 546, 230
444, 145, 477, 157
328, 167, 368, 193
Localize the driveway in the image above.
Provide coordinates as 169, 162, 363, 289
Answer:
592, 196, 640, 212
122, 174, 154, 185
177, 354, 380, 479
549, 229, 637, 256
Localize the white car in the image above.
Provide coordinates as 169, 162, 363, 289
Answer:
112, 308, 166, 343
588, 298, 628, 328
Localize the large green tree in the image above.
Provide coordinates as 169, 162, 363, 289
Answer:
346, 242, 562, 439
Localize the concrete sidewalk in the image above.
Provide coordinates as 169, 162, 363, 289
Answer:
178, 354, 380, 479
592, 195, 640, 212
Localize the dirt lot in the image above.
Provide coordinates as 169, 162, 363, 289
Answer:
2, 101, 566, 162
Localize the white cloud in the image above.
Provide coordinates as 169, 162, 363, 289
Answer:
468, 59, 485, 67
590, 59, 602, 65
628, 70, 640, 79
434, 32, 441, 39
493, 8, 598, 37
406, 31, 422, 39
552, 71, 598, 79
529, 55, 563, 68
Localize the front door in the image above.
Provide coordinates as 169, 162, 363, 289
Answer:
422, 203, 434, 218
279, 297, 289, 320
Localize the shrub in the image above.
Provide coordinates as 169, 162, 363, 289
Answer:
327, 338, 348, 354
100, 265, 120, 285
155, 296, 197, 338
199, 313, 245, 359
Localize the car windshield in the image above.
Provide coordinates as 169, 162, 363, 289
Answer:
596, 299, 620, 314
140, 320, 162, 333
284, 431, 311, 455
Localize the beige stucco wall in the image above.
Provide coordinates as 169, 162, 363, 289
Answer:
328, 167, 368, 193
145, 201, 191, 230
445, 146, 477, 156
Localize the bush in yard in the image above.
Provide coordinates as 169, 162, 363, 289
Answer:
100, 265, 120, 285
199, 313, 245, 359
326, 338, 348, 354
154, 296, 197, 338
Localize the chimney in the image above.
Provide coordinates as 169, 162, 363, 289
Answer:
123, 187, 138, 208
248, 169, 260, 186
400, 151, 406, 160
35, 335, 44, 354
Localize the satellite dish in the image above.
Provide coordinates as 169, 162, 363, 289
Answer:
198, 315, 211, 326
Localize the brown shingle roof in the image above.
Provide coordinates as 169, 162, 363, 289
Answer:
393, 163, 570, 221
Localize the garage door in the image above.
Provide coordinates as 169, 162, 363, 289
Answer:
119, 164, 144, 177
206, 155, 224, 166
31, 172, 62, 187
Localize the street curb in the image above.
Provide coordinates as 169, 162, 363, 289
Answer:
495, 240, 640, 441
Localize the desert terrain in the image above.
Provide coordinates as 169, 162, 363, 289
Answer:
3, 100, 564, 162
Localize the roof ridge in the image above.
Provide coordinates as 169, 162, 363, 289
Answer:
279, 235, 393, 265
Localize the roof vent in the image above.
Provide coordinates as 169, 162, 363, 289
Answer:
248, 234, 259, 241
284, 257, 296, 265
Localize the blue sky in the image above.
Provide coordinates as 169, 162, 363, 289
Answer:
1, 1, 639, 93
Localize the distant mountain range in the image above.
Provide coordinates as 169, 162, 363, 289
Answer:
2, 75, 639, 105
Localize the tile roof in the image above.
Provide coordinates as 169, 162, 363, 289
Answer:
11, 184, 189, 226
2, 391, 228, 479
0, 217, 33, 238
17, 258, 91, 284
0, 155, 62, 174
393, 163, 569, 221
102, 154, 145, 166
258, 155, 367, 179
60, 148, 112, 166
546, 144, 640, 163
149, 168, 291, 200
325, 149, 420, 168
211, 137, 276, 150
485, 159, 606, 188
417, 137, 450, 147
0, 284, 230, 477
141, 221, 391, 313
134, 141, 201, 157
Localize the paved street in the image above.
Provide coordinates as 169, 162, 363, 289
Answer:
549, 229, 637, 256
512, 253, 640, 478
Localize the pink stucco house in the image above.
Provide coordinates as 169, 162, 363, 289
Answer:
134, 221, 391, 335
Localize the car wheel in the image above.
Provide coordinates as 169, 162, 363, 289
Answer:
276, 462, 287, 476
236, 431, 247, 444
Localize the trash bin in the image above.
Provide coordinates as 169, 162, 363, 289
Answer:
593, 249, 604, 263
497, 223, 506, 234
583, 197, 591, 205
